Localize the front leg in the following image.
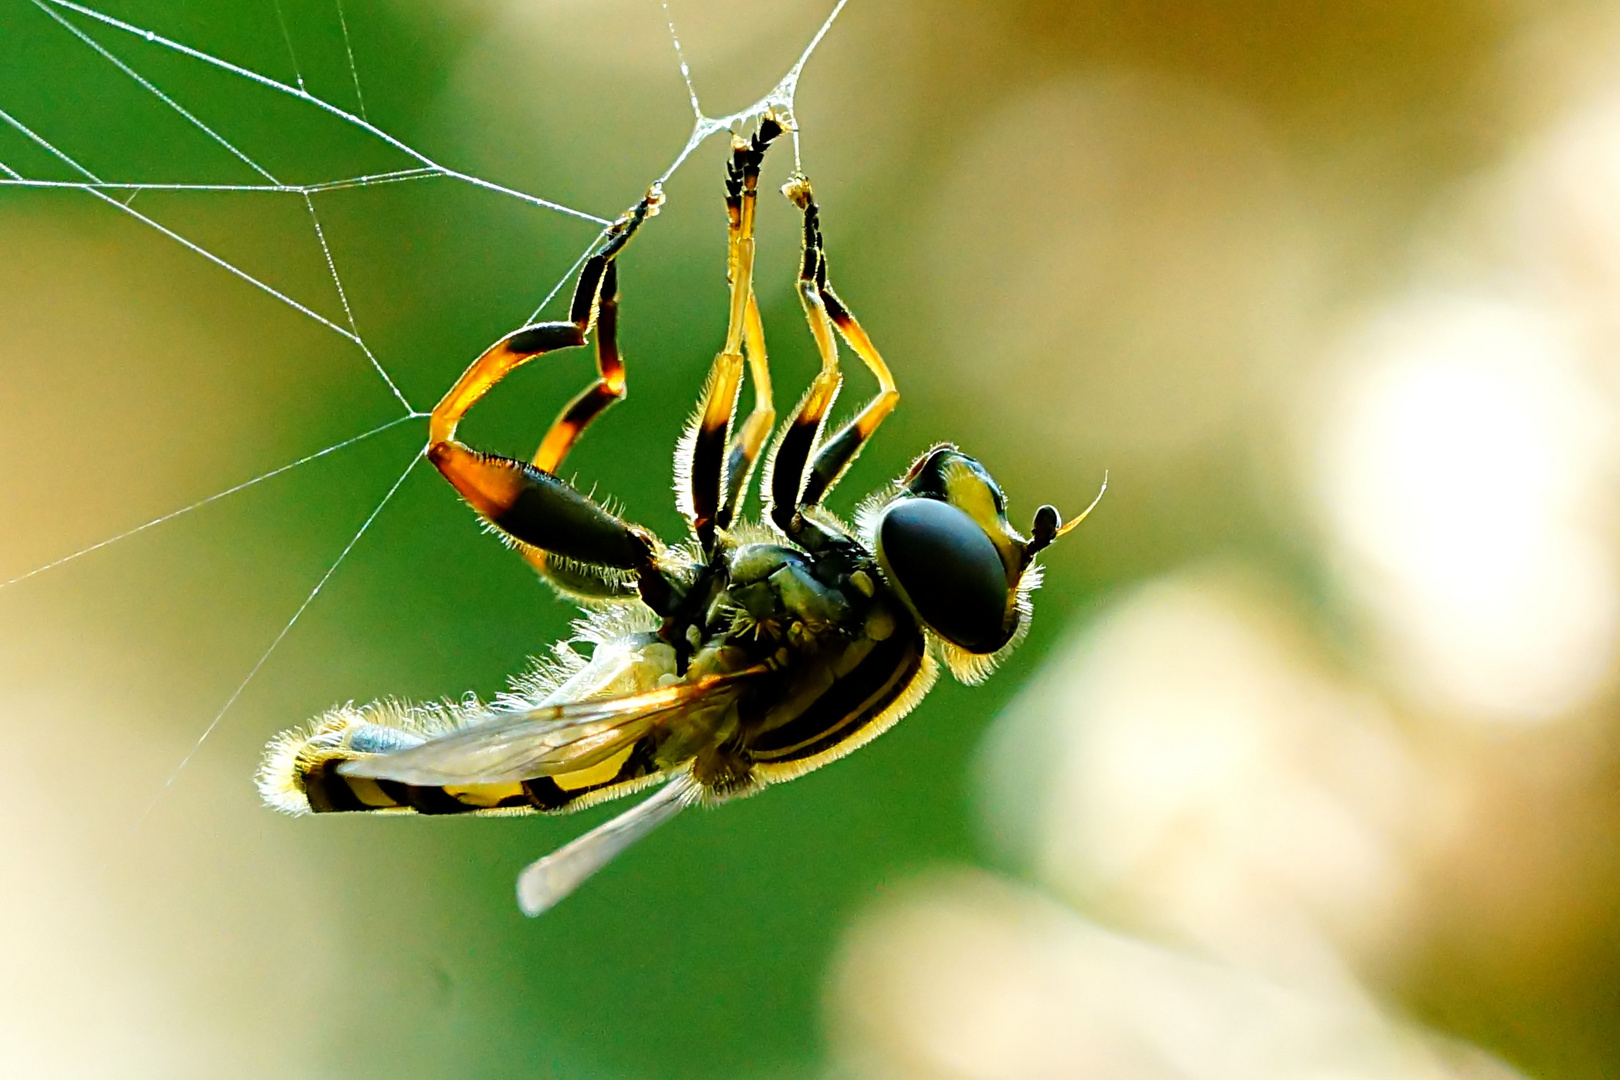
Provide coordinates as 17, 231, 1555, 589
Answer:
768, 176, 899, 540
786, 177, 899, 509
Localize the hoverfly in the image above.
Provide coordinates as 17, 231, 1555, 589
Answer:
259, 113, 1101, 916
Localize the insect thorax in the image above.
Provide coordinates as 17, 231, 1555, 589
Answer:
670, 536, 930, 785
706, 540, 900, 648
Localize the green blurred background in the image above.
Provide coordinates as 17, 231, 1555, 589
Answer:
5, 0, 1620, 1076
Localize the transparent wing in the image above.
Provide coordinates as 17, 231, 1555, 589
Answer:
337, 665, 770, 787
516, 773, 699, 917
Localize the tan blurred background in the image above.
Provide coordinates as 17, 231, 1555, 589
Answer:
4, 0, 1620, 1076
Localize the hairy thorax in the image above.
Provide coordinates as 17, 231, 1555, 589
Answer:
676, 539, 925, 791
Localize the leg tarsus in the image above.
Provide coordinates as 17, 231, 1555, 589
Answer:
767, 176, 845, 535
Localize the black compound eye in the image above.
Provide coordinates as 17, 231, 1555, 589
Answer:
877, 498, 1009, 653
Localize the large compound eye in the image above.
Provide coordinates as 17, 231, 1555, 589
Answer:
877, 498, 1010, 653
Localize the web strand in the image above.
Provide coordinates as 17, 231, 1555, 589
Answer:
333, 0, 368, 121
0, 414, 421, 591
132, 450, 423, 829
36, 0, 612, 225
300, 190, 412, 410
32, 0, 411, 406
519, 1, 850, 322
269, 0, 308, 93
653, 0, 849, 184
32, 0, 281, 184
660, 1, 704, 121
0, 106, 381, 369
27, 0, 420, 411
29, 0, 614, 357
0, 167, 441, 194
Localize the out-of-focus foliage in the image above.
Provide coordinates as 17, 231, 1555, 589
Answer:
4, 0, 1620, 1077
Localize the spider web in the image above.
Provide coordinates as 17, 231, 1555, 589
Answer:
0, 0, 848, 828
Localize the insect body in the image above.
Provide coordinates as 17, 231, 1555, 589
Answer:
259, 114, 1100, 915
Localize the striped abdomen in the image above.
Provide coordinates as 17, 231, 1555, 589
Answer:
742, 626, 936, 784
258, 703, 664, 816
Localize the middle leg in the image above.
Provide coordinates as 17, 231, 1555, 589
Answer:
681, 113, 784, 550
718, 291, 773, 530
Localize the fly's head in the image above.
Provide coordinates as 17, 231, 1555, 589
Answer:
860, 444, 1102, 684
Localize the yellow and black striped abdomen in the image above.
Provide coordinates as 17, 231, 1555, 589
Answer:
300, 758, 534, 815
258, 703, 665, 817
743, 627, 937, 785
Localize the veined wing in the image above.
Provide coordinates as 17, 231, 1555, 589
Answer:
337, 664, 771, 787
517, 772, 699, 916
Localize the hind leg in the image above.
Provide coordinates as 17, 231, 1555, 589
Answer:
427, 189, 674, 609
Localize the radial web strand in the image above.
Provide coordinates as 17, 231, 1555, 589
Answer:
0, 414, 418, 591
131, 452, 423, 837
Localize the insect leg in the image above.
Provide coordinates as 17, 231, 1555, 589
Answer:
531, 252, 626, 474
788, 177, 899, 510
767, 177, 847, 535
684, 114, 783, 549
427, 189, 658, 451
717, 291, 774, 529
427, 189, 677, 608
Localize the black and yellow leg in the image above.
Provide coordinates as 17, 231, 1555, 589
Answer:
784, 178, 900, 514
719, 291, 774, 528
426, 189, 659, 451
685, 115, 783, 549
531, 259, 625, 474
426, 189, 675, 607
798, 280, 899, 506
769, 175, 848, 536
769, 177, 900, 533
